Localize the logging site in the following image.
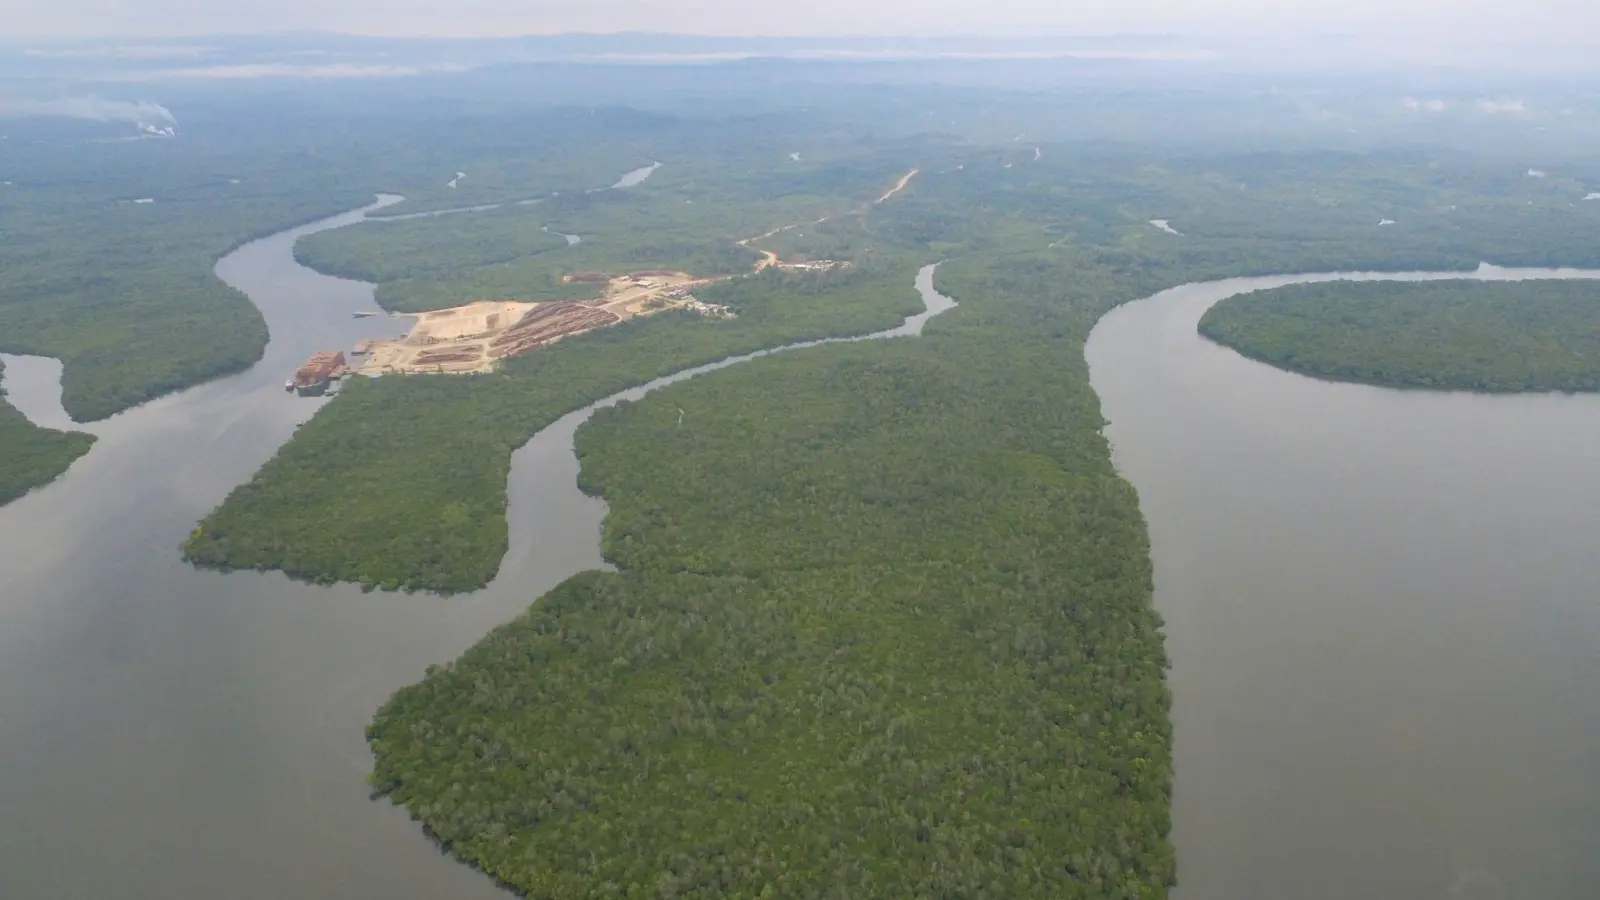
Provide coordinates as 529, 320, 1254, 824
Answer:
353, 270, 728, 375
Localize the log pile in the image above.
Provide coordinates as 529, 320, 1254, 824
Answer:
487, 302, 620, 358
413, 347, 484, 366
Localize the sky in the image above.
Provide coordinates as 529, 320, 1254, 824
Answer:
1, 0, 1592, 42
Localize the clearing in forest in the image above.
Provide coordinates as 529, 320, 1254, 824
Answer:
357, 272, 726, 375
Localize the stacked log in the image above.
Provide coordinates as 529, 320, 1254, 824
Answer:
487, 302, 620, 358
413, 347, 483, 366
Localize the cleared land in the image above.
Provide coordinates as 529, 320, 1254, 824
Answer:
356, 273, 724, 375
349, 167, 911, 377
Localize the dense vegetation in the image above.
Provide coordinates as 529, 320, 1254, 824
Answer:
367, 262, 1174, 897
183, 258, 926, 592
1199, 280, 1600, 392
0, 358, 96, 506
294, 150, 912, 313
0, 127, 388, 422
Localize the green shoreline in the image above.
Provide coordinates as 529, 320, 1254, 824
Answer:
0, 357, 96, 507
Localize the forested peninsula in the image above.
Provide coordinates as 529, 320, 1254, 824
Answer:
0, 357, 96, 506
366, 261, 1175, 897
1199, 280, 1600, 392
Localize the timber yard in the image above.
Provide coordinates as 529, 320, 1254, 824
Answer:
285, 270, 733, 389
279, 172, 887, 393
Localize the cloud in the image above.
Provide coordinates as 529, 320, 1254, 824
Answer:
1474, 98, 1526, 114
118, 62, 471, 80
1401, 97, 1447, 112
0, 95, 176, 125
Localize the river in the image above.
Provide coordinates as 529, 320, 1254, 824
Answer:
0, 192, 949, 898
1086, 267, 1600, 900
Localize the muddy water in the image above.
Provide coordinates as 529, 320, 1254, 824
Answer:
1086, 267, 1600, 900
0, 353, 77, 432
0, 178, 950, 898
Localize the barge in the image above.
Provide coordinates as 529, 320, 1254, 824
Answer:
287, 350, 347, 397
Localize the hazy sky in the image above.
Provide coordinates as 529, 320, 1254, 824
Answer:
1, 0, 1590, 41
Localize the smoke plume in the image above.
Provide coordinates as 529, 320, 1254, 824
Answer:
0, 95, 177, 127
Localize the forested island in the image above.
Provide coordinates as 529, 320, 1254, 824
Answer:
1199, 280, 1600, 392
0, 357, 96, 506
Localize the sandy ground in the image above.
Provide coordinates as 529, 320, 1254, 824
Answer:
875, 168, 920, 204
356, 275, 715, 375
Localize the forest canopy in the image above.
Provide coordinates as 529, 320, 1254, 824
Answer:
366, 262, 1176, 898
1199, 280, 1600, 393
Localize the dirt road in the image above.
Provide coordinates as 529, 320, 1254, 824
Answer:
874, 168, 920, 204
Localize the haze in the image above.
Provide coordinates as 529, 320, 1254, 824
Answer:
4, 0, 1594, 44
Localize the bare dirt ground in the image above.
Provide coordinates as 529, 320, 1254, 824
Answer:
357, 274, 720, 375
874, 168, 920, 204
738, 167, 917, 271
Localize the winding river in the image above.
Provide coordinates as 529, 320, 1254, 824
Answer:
3, 186, 1598, 899
0, 196, 949, 899
1087, 267, 1600, 900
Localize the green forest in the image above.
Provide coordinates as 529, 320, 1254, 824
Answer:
293, 150, 912, 313
0, 141, 371, 423
366, 260, 1175, 898
0, 358, 96, 506
1199, 280, 1600, 392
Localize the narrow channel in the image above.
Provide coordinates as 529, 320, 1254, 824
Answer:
1086, 266, 1600, 900
0, 352, 78, 433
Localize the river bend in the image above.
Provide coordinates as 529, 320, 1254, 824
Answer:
1087, 266, 1600, 900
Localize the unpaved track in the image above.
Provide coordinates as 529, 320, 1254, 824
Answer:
740, 168, 919, 270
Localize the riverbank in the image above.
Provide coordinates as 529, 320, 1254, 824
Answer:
1199, 279, 1600, 393
0, 197, 528, 900
0, 354, 96, 506
184, 256, 932, 593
